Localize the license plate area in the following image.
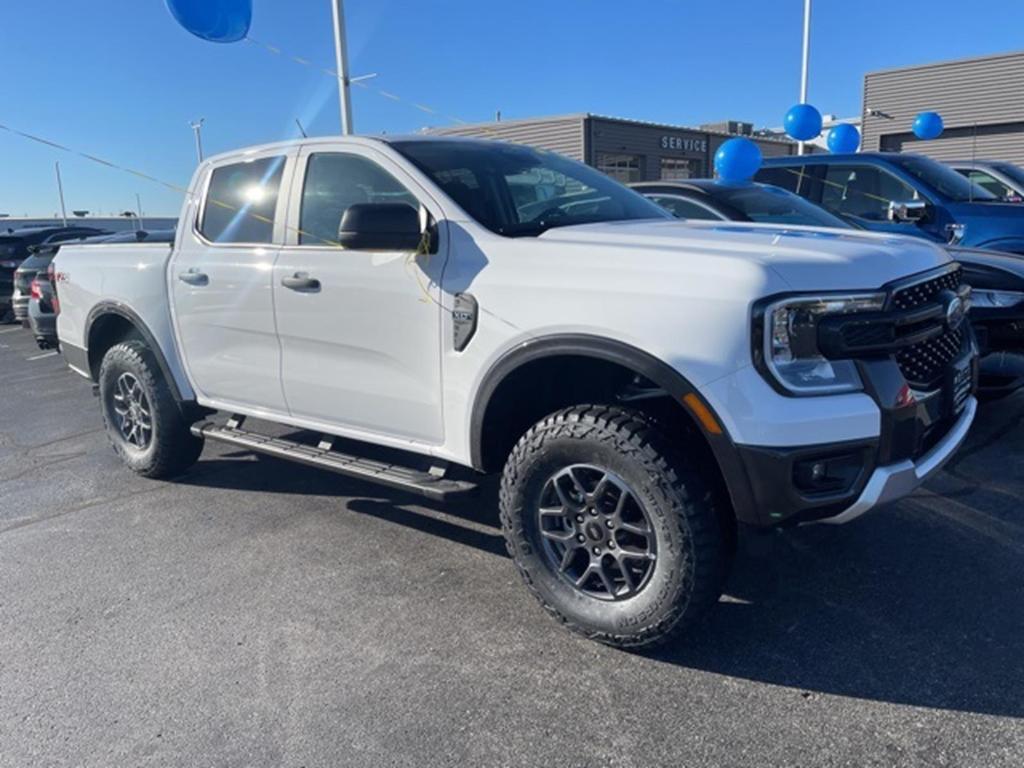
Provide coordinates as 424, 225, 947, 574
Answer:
949, 355, 973, 415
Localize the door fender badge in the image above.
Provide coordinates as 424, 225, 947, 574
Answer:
452, 293, 478, 352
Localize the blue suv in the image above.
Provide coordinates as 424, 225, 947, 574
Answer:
757, 152, 1024, 254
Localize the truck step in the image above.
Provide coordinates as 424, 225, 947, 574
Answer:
191, 420, 478, 502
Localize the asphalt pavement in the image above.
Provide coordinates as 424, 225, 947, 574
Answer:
0, 325, 1022, 767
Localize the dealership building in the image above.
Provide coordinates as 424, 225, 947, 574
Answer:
429, 113, 796, 183
861, 50, 1024, 164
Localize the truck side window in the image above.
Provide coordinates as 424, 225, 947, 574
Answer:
966, 170, 1015, 200
755, 167, 802, 193
200, 156, 285, 244
821, 166, 918, 221
299, 153, 419, 245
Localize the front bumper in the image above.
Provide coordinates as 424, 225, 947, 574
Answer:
708, 336, 979, 527
824, 396, 976, 524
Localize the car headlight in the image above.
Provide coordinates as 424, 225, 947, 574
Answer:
759, 293, 886, 395
970, 289, 1024, 309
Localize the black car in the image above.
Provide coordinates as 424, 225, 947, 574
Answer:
29, 229, 175, 348
634, 179, 1024, 399
2, 226, 109, 322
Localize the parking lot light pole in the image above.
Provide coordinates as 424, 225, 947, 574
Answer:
54, 162, 68, 227
798, 0, 812, 155
190, 118, 205, 163
330, 0, 354, 135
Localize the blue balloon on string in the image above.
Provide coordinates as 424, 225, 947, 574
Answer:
784, 103, 823, 141
827, 123, 860, 154
912, 111, 944, 140
165, 0, 252, 43
714, 138, 762, 183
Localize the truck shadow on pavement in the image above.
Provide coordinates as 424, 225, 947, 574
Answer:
177, 416, 1024, 719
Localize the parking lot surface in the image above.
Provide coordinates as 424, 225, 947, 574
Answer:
0, 326, 1022, 767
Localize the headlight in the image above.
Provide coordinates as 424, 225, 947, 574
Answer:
760, 293, 886, 395
970, 289, 1024, 309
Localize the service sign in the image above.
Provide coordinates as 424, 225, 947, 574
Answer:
660, 135, 708, 154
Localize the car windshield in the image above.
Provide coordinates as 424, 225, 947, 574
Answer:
992, 162, 1024, 190
390, 140, 670, 236
887, 155, 996, 202
705, 184, 851, 228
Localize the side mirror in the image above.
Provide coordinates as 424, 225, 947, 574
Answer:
887, 199, 929, 223
338, 203, 423, 251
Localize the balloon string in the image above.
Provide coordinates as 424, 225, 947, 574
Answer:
244, 35, 478, 129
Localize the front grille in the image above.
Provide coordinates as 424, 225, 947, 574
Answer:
891, 267, 961, 311
895, 327, 963, 390
890, 267, 965, 390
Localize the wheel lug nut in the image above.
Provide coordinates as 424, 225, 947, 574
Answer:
577, 535, 585, 543
608, 541, 616, 549
605, 520, 614, 528
589, 509, 598, 516
592, 547, 601, 555
576, 515, 584, 523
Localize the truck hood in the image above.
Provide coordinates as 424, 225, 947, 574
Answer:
944, 201, 1024, 247
539, 219, 951, 291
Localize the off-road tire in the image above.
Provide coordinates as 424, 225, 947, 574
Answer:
98, 340, 204, 478
499, 405, 729, 648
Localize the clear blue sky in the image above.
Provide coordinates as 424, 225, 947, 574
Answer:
2, 0, 1022, 216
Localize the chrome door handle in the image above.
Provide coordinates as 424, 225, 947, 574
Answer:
178, 269, 209, 287
281, 272, 321, 292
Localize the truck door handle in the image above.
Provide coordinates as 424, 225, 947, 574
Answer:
178, 269, 209, 287
281, 272, 321, 292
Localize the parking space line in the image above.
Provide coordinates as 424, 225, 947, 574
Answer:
0, 327, 23, 334
26, 351, 59, 361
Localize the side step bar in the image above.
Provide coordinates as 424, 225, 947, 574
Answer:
191, 419, 477, 502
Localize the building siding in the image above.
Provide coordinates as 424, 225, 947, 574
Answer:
428, 115, 586, 161
862, 51, 1024, 164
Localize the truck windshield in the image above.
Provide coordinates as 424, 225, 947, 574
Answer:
706, 184, 851, 228
887, 155, 996, 202
390, 140, 670, 236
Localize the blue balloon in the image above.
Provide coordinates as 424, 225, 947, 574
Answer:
784, 103, 823, 141
714, 137, 763, 183
913, 111, 944, 140
827, 123, 860, 154
165, 0, 252, 43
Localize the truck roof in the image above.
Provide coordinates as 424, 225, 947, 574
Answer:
199, 134, 527, 167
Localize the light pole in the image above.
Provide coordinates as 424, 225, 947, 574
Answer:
189, 118, 205, 162
798, 0, 812, 155
54, 162, 68, 227
330, 0, 354, 134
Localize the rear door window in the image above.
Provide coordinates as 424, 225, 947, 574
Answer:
200, 156, 286, 244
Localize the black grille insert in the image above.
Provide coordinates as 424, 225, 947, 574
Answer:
891, 267, 965, 390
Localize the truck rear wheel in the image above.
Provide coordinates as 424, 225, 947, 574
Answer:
98, 340, 203, 478
499, 405, 728, 648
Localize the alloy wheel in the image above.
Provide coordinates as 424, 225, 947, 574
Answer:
536, 464, 656, 601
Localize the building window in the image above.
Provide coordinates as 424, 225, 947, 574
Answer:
660, 158, 699, 181
596, 153, 641, 183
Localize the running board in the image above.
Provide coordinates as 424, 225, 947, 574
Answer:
191, 420, 477, 501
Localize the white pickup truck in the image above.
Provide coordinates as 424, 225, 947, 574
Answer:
53, 136, 979, 646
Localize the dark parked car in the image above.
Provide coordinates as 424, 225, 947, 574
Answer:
2, 226, 108, 322
757, 152, 1024, 254
635, 179, 1024, 399
30, 229, 174, 347
949, 160, 1024, 203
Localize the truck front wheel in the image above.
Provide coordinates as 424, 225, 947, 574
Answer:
499, 405, 728, 648
98, 340, 203, 478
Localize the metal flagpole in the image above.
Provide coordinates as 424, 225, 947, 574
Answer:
54, 162, 68, 226
798, 0, 812, 155
330, 0, 354, 134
